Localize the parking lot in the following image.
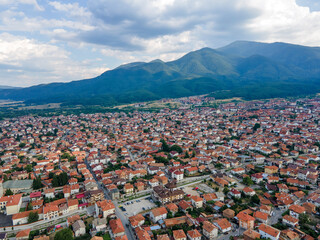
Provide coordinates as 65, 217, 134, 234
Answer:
182, 186, 200, 196
197, 183, 215, 193
120, 198, 156, 217
0, 213, 12, 227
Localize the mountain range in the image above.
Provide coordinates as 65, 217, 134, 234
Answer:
1, 40, 320, 106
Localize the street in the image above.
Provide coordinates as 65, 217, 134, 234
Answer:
85, 158, 136, 240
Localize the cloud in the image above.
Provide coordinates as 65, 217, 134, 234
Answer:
49, 1, 91, 18
0, 0, 43, 11
244, 0, 320, 46
83, 0, 260, 50
1, 0, 320, 87
0, 33, 107, 87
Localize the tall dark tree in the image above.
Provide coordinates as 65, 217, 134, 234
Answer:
5, 189, 13, 196
32, 177, 43, 190
170, 145, 183, 153
251, 194, 260, 204
28, 211, 39, 223
160, 139, 170, 152
52, 172, 68, 187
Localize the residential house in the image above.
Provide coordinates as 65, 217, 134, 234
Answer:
150, 207, 167, 223
190, 196, 203, 208
254, 211, 269, 224
243, 229, 261, 240
289, 205, 305, 219
16, 229, 31, 240
214, 218, 232, 233
187, 229, 201, 240
237, 212, 255, 229
202, 221, 218, 239
258, 224, 280, 240
73, 220, 86, 237
282, 215, 298, 227
109, 218, 125, 238
95, 200, 115, 218
173, 230, 187, 240
92, 218, 107, 233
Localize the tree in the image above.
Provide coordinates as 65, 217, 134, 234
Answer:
299, 213, 310, 225
223, 187, 229, 194
27, 203, 33, 211
253, 123, 261, 131
170, 145, 183, 153
242, 176, 254, 186
5, 189, 13, 196
32, 177, 43, 190
215, 163, 223, 169
25, 165, 32, 173
28, 211, 39, 223
19, 142, 26, 148
52, 172, 69, 187
251, 194, 260, 204
54, 228, 74, 240
3, 174, 8, 182
160, 139, 170, 152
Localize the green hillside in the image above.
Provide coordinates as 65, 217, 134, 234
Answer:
1, 41, 320, 106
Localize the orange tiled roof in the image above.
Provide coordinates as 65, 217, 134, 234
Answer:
258, 224, 280, 238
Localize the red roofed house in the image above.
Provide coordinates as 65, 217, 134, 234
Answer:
186, 167, 198, 175
237, 212, 255, 229
0, 193, 23, 215
43, 205, 59, 220
253, 211, 269, 224
190, 196, 203, 208
16, 228, 31, 240
109, 218, 125, 238
243, 229, 260, 240
282, 215, 299, 227
173, 229, 186, 240
95, 200, 115, 218
229, 188, 241, 199
258, 224, 280, 240
202, 221, 218, 239
213, 218, 232, 233
150, 207, 168, 223
187, 229, 201, 240
242, 187, 255, 196
30, 191, 42, 201
289, 205, 305, 219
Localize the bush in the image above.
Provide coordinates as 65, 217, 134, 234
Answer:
54, 228, 74, 240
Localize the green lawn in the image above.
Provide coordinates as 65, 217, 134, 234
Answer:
103, 232, 112, 240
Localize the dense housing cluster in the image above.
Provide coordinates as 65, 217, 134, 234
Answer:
0, 96, 320, 239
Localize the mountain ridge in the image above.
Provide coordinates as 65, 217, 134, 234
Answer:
1, 41, 320, 105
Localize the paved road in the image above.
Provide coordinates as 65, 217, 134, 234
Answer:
0, 209, 86, 234
86, 158, 136, 240
217, 223, 244, 240
270, 208, 286, 225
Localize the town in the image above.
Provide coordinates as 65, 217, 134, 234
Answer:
0, 96, 320, 240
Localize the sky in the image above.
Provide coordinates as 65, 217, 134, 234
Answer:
1, 0, 320, 87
